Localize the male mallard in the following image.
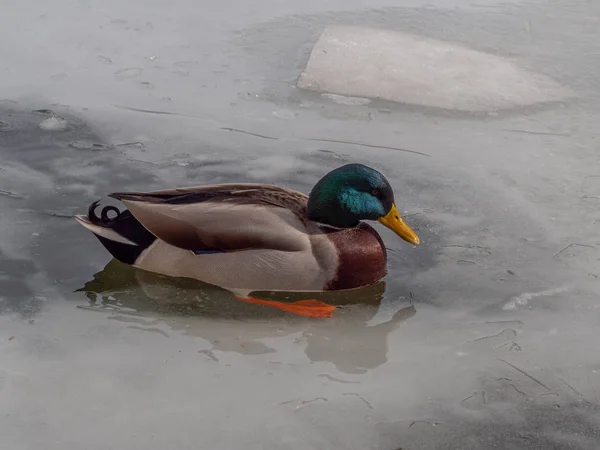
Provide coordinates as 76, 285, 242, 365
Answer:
74, 163, 420, 318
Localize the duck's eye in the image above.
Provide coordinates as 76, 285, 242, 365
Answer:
371, 189, 380, 198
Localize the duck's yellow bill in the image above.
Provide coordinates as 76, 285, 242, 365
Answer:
378, 204, 420, 245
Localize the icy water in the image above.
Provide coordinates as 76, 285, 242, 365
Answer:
1, 0, 600, 449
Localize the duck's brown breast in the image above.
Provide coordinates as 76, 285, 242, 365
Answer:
323, 222, 387, 290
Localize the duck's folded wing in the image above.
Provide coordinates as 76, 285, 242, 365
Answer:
108, 186, 310, 253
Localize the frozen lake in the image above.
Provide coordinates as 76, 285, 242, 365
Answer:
1, 0, 599, 448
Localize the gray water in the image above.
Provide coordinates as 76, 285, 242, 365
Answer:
1, 1, 600, 449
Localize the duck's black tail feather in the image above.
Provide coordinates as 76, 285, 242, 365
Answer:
74, 201, 156, 265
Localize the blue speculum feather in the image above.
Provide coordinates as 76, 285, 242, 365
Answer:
193, 249, 225, 255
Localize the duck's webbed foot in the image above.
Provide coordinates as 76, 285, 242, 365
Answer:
235, 296, 337, 318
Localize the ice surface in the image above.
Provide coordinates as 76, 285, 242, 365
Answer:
1, 0, 599, 449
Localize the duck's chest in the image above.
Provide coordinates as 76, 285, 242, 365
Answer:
322, 223, 387, 290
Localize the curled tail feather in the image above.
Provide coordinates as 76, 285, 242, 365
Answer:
88, 200, 123, 224
75, 200, 156, 265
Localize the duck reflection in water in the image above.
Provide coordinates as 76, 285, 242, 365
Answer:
76, 259, 416, 374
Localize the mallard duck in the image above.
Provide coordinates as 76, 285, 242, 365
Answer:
74, 163, 420, 318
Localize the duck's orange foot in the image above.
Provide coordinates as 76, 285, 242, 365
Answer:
235, 296, 338, 318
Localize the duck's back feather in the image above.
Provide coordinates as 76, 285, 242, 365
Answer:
109, 183, 308, 212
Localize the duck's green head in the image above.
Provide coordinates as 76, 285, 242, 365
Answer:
307, 163, 420, 245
